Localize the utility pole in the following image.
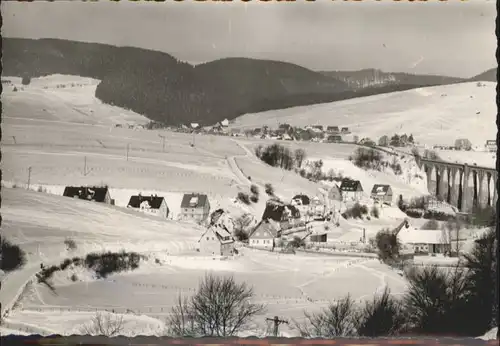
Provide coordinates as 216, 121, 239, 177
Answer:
84, 156, 87, 175
12, 136, 16, 144
159, 134, 166, 152
126, 143, 130, 161
266, 316, 288, 337
27, 166, 32, 189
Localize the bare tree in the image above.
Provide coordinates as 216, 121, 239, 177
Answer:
293, 295, 358, 337
167, 274, 265, 337
81, 312, 125, 337
294, 148, 307, 168
166, 295, 196, 337
233, 213, 254, 242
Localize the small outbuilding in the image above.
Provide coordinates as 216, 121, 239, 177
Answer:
398, 229, 452, 255
370, 184, 394, 205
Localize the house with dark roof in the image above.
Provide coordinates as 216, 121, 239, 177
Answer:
291, 194, 312, 220
127, 194, 170, 218
248, 219, 280, 250
179, 193, 210, 222
341, 127, 350, 134
326, 134, 343, 143
262, 199, 302, 230
199, 224, 235, 256
339, 179, 363, 201
326, 126, 340, 134
63, 186, 113, 204
370, 184, 394, 205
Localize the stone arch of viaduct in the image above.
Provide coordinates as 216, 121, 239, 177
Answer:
416, 158, 498, 213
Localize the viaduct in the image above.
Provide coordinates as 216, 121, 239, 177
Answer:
416, 158, 497, 213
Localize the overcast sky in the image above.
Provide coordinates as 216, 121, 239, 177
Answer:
2, 0, 496, 78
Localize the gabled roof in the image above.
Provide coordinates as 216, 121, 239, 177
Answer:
327, 126, 340, 131
261, 200, 300, 221
249, 219, 280, 239
292, 194, 310, 206
199, 224, 234, 244
128, 195, 166, 209
398, 229, 449, 245
181, 193, 209, 208
63, 186, 110, 203
370, 184, 392, 196
339, 180, 363, 192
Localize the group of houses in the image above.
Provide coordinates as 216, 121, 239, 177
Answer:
62, 186, 211, 222
164, 121, 357, 144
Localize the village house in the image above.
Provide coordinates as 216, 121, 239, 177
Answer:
312, 125, 324, 132
370, 184, 394, 205
326, 126, 340, 134
310, 233, 328, 243
261, 199, 302, 231
291, 194, 311, 219
221, 118, 230, 127
179, 193, 211, 222
398, 229, 452, 255
485, 139, 497, 152
310, 196, 327, 220
328, 184, 342, 202
248, 219, 280, 251
127, 194, 170, 219
199, 224, 235, 256
190, 123, 200, 130
63, 186, 114, 204
326, 134, 342, 143
341, 127, 350, 134
454, 138, 472, 151
230, 128, 241, 136
339, 179, 364, 201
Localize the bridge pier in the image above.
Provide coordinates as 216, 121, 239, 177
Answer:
461, 164, 471, 213
493, 172, 498, 208
419, 159, 495, 213
437, 166, 447, 201
449, 168, 459, 208
477, 171, 487, 209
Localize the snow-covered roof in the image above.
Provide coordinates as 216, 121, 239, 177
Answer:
398, 229, 449, 245
370, 184, 392, 195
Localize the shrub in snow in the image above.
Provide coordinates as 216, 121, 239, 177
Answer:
64, 238, 77, 251
0, 238, 27, 272
352, 148, 383, 171
250, 195, 259, 203
405, 208, 424, 218
264, 183, 274, 196
342, 203, 369, 219
370, 206, 380, 219
423, 210, 455, 221
250, 184, 259, 196
237, 192, 251, 205
21, 76, 31, 85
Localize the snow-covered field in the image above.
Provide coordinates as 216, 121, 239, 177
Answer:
0, 75, 490, 337
230, 82, 496, 149
1, 188, 408, 337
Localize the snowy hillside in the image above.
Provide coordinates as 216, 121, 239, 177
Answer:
2, 75, 149, 125
230, 82, 496, 148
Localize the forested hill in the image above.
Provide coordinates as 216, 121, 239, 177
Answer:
3, 38, 456, 126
